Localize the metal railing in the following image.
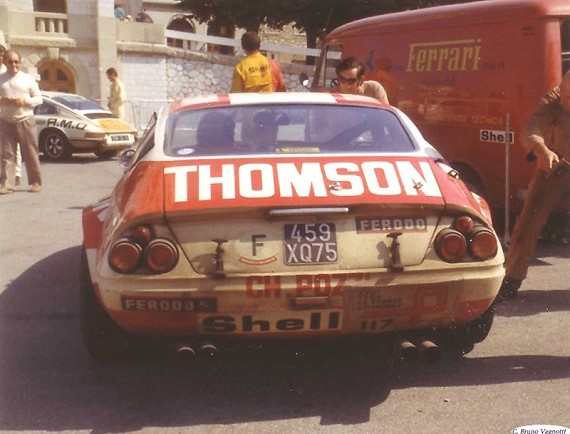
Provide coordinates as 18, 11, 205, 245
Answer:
125, 99, 173, 133
165, 29, 320, 63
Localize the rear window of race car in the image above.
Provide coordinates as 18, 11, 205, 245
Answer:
164, 104, 416, 157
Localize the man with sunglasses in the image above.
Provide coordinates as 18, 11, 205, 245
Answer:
335, 56, 389, 104
0, 50, 43, 194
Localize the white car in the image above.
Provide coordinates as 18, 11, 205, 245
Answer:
34, 91, 137, 161
82, 92, 504, 362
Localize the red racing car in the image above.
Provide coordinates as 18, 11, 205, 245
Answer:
81, 92, 505, 361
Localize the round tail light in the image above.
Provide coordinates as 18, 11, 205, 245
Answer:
453, 215, 474, 234
109, 238, 142, 273
469, 225, 498, 260
435, 228, 467, 262
144, 238, 179, 273
132, 225, 153, 245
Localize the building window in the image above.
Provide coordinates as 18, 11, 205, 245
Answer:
167, 15, 196, 49
34, 0, 66, 13
207, 19, 235, 55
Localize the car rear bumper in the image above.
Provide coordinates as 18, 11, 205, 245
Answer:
93, 262, 505, 339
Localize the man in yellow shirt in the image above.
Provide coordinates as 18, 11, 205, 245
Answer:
231, 32, 273, 93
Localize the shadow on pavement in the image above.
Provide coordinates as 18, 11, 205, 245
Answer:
0, 245, 568, 432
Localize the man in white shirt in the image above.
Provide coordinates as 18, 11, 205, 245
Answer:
0, 35, 22, 187
0, 50, 43, 194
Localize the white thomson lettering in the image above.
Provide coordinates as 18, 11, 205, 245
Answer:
164, 161, 442, 203
239, 164, 275, 198
276, 162, 328, 198
324, 162, 365, 196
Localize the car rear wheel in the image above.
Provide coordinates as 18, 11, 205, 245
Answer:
95, 150, 120, 160
440, 304, 495, 354
41, 130, 73, 161
80, 247, 130, 361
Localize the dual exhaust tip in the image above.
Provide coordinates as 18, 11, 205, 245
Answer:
175, 342, 218, 362
176, 338, 440, 362
397, 338, 441, 363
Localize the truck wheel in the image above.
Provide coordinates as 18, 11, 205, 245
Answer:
41, 130, 72, 161
80, 247, 130, 361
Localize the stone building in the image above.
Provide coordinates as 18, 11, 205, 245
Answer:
0, 0, 315, 128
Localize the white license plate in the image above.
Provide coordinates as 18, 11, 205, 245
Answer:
110, 134, 130, 142
283, 222, 338, 265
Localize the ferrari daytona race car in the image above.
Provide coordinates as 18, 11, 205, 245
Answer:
81, 92, 505, 361
35, 91, 137, 161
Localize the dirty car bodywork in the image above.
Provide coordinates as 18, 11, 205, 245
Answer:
81, 92, 504, 361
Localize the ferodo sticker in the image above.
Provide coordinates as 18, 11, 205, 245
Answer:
356, 217, 427, 233
121, 297, 217, 312
200, 311, 342, 333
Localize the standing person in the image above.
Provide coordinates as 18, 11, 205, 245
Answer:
498, 71, 570, 300
106, 67, 126, 120
230, 32, 273, 93
135, 7, 153, 23
114, 4, 126, 20
335, 56, 389, 104
0, 33, 22, 186
0, 50, 43, 194
268, 57, 286, 92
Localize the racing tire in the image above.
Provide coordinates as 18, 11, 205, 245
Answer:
40, 130, 73, 161
80, 247, 130, 361
440, 304, 496, 354
95, 150, 120, 160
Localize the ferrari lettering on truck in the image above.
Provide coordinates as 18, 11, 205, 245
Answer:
406, 39, 482, 73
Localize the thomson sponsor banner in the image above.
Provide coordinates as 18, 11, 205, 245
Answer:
164, 156, 444, 209
511, 425, 569, 434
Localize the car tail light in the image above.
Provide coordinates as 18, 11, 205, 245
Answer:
469, 225, 498, 260
453, 215, 474, 233
144, 239, 179, 273
435, 216, 498, 263
435, 228, 467, 262
108, 225, 179, 274
132, 225, 153, 245
109, 238, 142, 273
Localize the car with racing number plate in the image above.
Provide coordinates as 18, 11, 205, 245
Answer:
81, 92, 505, 362
34, 91, 137, 161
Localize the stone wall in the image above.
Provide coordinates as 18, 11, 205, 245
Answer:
119, 47, 314, 129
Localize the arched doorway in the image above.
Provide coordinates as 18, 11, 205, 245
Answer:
38, 60, 75, 93
167, 15, 196, 49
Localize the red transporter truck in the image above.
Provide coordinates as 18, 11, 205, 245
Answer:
311, 0, 570, 233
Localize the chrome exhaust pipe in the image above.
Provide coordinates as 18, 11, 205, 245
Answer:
199, 342, 218, 358
175, 344, 196, 362
396, 338, 419, 361
418, 339, 441, 363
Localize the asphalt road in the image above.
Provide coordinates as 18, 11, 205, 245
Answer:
0, 156, 569, 434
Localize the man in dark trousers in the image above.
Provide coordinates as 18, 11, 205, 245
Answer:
499, 71, 570, 299
0, 50, 43, 194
